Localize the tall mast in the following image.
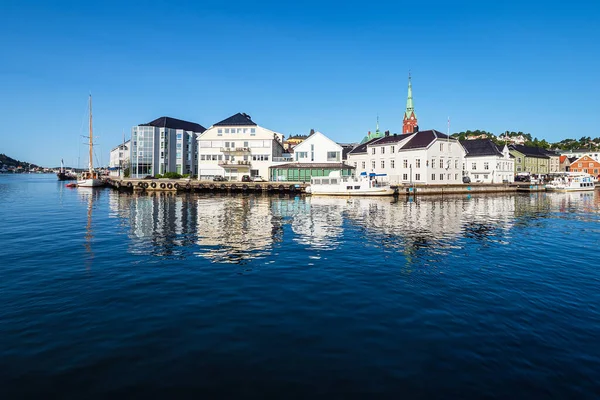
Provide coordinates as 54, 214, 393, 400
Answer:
89, 94, 93, 172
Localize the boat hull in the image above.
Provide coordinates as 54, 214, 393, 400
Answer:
307, 187, 396, 196
545, 186, 595, 192
77, 179, 104, 187
57, 172, 77, 181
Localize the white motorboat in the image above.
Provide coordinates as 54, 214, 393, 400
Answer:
305, 171, 396, 196
545, 172, 595, 192
77, 95, 104, 188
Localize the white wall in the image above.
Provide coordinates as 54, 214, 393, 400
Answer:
292, 131, 342, 163
348, 135, 466, 185
197, 123, 284, 180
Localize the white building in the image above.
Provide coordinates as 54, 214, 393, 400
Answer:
109, 140, 130, 177
291, 131, 342, 163
196, 113, 285, 181
130, 117, 206, 178
268, 131, 354, 181
347, 130, 466, 185
461, 139, 515, 183
560, 148, 600, 162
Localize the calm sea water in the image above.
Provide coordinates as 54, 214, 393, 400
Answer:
1, 174, 599, 398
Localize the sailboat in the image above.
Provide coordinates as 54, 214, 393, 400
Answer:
77, 95, 103, 187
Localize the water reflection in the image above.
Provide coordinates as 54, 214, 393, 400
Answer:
78, 187, 101, 269
106, 191, 600, 263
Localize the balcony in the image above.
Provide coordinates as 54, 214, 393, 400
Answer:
218, 160, 251, 167
221, 147, 250, 153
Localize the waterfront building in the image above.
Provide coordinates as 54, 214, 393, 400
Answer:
461, 139, 514, 183
283, 134, 308, 150
268, 131, 353, 182
348, 129, 466, 185
569, 155, 600, 177
196, 113, 285, 181
545, 150, 560, 173
402, 74, 418, 134
109, 140, 130, 177
559, 155, 572, 172
560, 148, 600, 162
130, 117, 206, 178
508, 145, 550, 175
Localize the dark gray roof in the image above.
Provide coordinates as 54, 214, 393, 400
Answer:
348, 137, 379, 154
269, 162, 354, 169
214, 113, 257, 126
461, 139, 503, 157
401, 130, 458, 150
568, 157, 578, 163
371, 133, 413, 145
141, 116, 206, 132
509, 145, 550, 158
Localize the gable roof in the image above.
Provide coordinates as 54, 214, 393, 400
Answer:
401, 130, 457, 150
370, 133, 413, 145
559, 155, 569, 164
141, 116, 206, 132
509, 145, 550, 158
214, 113, 257, 126
348, 137, 380, 154
571, 155, 600, 165
461, 139, 503, 157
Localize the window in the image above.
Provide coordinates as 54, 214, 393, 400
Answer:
244, 141, 249, 147
584, 168, 588, 173
250, 128, 256, 134
237, 128, 242, 133
455, 174, 458, 180
371, 161, 375, 169
415, 173, 421, 180
517, 158, 522, 164
432, 158, 436, 169
391, 146, 395, 153
381, 147, 385, 154
440, 174, 444, 181
454, 160, 459, 169
381, 160, 385, 169
579, 163, 582, 167
327, 151, 339, 161
449, 143, 452, 151
484, 162, 489, 170
590, 163, 594, 167
390, 160, 395, 169
177, 133, 182, 139
403, 173, 408, 180
448, 174, 451, 180
440, 143, 444, 151
362, 161, 365, 169
372, 148, 376, 155
439, 159, 444, 168
472, 162, 477, 170
431, 174, 435, 181
403, 159, 408, 168
416, 159, 421, 168
484, 174, 489, 179
218, 129, 222, 134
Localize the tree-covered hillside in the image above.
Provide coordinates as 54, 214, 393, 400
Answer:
0, 153, 38, 169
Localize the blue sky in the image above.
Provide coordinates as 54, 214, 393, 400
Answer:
1, 0, 599, 166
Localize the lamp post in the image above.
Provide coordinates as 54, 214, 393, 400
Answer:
410, 164, 413, 185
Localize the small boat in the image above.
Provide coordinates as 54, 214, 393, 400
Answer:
545, 172, 596, 192
57, 159, 77, 181
305, 171, 396, 196
65, 183, 77, 188
77, 95, 104, 188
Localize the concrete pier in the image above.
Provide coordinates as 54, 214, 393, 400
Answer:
104, 178, 307, 194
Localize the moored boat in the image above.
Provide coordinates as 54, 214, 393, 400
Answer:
305, 171, 396, 196
56, 159, 77, 181
545, 172, 595, 192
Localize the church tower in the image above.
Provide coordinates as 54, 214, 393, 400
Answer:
402, 73, 418, 134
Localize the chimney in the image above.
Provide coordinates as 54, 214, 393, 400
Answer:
413, 125, 419, 133
368, 131, 371, 137
385, 130, 390, 137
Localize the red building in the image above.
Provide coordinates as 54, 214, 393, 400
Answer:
402, 73, 418, 134
569, 155, 600, 177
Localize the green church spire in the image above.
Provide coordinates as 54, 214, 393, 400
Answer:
404, 72, 415, 119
